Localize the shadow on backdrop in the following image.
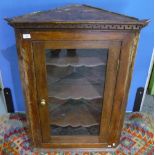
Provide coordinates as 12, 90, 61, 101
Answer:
1, 45, 25, 111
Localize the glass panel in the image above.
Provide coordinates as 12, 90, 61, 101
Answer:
45, 49, 108, 136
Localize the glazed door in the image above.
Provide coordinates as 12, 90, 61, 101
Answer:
33, 40, 121, 146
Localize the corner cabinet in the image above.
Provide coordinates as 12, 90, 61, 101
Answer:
6, 5, 148, 149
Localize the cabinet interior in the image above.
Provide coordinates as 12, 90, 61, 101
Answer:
45, 49, 108, 135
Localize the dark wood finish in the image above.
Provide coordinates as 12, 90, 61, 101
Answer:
26, 31, 136, 41
15, 30, 42, 147
110, 33, 140, 145
107, 33, 134, 144
5, 5, 148, 30
99, 45, 121, 143
6, 5, 141, 22
6, 5, 147, 149
33, 40, 121, 146
32, 43, 51, 143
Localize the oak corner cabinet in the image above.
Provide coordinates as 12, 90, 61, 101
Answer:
6, 5, 148, 149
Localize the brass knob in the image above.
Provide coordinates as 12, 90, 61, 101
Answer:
40, 99, 46, 106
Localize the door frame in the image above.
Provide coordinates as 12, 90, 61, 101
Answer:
32, 39, 121, 147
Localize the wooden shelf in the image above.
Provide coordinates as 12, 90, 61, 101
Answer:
46, 49, 107, 67
46, 57, 106, 67
49, 99, 102, 127
47, 66, 105, 100
46, 50, 106, 126
51, 125, 100, 135
48, 77, 104, 100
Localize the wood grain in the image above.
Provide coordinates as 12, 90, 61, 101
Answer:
107, 32, 140, 145
5, 5, 148, 30
15, 29, 42, 147
99, 44, 121, 143
13, 26, 143, 148
32, 39, 122, 147
30, 31, 128, 41
33, 43, 51, 142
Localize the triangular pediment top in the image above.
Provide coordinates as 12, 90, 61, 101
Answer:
5, 4, 148, 30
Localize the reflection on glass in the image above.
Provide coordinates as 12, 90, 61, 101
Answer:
45, 49, 108, 136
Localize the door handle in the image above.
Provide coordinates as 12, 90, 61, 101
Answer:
40, 99, 46, 106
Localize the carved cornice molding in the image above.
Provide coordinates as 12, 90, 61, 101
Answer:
9, 23, 144, 31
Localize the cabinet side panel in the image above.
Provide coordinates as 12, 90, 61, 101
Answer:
99, 45, 121, 143
108, 32, 140, 145
116, 33, 140, 142
15, 29, 42, 147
